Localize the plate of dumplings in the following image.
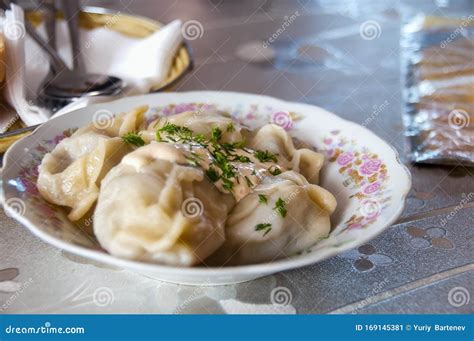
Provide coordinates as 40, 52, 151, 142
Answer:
0, 91, 411, 284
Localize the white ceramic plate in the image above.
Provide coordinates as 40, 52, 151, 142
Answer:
0, 92, 411, 285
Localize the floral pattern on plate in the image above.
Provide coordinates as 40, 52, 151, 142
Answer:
321, 130, 391, 232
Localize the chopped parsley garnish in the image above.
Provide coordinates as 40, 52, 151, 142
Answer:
184, 154, 200, 167
211, 127, 222, 142
158, 122, 193, 142
274, 198, 287, 218
258, 194, 268, 204
255, 223, 272, 236
194, 133, 206, 144
244, 176, 254, 188
205, 167, 220, 182
226, 122, 235, 132
232, 155, 251, 163
268, 166, 282, 176
221, 177, 234, 191
160, 122, 191, 135
222, 140, 246, 152
122, 132, 145, 147
254, 150, 278, 163
153, 121, 281, 196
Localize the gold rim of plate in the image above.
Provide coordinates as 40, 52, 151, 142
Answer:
0, 6, 193, 152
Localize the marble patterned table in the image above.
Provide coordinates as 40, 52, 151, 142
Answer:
1, 0, 472, 314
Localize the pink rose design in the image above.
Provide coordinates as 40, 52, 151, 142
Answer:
271, 111, 293, 131
364, 182, 381, 194
323, 138, 332, 145
360, 159, 381, 175
246, 113, 255, 119
337, 152, 354, 166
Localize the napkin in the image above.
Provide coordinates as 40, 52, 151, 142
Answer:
1, 4, 183, 128
0, 4, 49, 126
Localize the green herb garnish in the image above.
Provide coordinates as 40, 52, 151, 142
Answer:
158, 122, 193, 142
221, 177, 234, 191
254, 150, 278, 163
211, 127, 222, 142
226, 122, 235, 132
232, 155, 251, 163
255, 223, 272, 236
274, 197, 287, 218
122, 132, 145, 147
222, 140, 246, 152
244, 176, 254, 188
258, 194, 268, 204
206, 167, 220, 182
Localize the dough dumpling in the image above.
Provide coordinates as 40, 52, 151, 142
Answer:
208, 171, 336, 265
94, 143, 235, 266
248, 124, 324, 184
37, 133, 130, 220
144, 110, 245, 143
75, 105, 148, 138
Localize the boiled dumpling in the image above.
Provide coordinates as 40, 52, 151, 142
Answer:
37, 106, 149, 221
37, 132, 130, 221
207, 171, 336, 265
74, 105, 149, 138
247, 124, 324, 184
143, 109, 246, 143
93, 142, 235, 266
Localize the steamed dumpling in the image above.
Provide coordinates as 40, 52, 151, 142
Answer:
208, 171, 336, 265
247, 124, 324, 184
37, 133, 130, 220
93, 143, 235, 266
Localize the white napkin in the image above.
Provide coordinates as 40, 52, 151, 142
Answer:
1, 4, 49, 126
1, 4, 183, 127
28, 18, 184, 95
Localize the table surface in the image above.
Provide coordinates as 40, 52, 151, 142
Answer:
1, 0, 473, 314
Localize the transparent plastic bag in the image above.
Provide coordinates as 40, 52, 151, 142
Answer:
401, 3, 474, 166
